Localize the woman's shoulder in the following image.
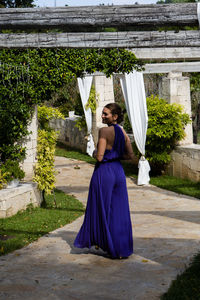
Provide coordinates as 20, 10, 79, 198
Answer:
99, 126, 113, 133
99, 126, 114, 137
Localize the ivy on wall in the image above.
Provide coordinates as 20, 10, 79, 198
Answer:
0, 48, 143, 166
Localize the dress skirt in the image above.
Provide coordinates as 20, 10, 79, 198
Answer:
74, 160, 133, 258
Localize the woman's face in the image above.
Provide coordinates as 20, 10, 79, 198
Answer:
102, 107, 117, 125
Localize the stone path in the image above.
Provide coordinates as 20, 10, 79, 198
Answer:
1, 156, 200, 300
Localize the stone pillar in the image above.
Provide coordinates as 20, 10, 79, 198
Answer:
159, 72, 193, 145
92, 75, 115, 146
21, 106, 38, 180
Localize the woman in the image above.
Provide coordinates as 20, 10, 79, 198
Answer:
74, 103, 134, 259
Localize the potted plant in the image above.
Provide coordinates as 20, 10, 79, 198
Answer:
0, 160, 25, 188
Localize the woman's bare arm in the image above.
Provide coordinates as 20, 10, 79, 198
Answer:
123, 133, 135, 160
93, 128, 107, 162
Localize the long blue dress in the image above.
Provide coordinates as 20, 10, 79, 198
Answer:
74, 124, 133, 258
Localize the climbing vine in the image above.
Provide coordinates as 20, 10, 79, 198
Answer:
85, 85, 99, 113
0, 48, 143, 171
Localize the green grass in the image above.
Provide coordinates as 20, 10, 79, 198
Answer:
161, 253, 200, 300
150, 175, 200, 199
0, 189, 84, 256
55, 142, 96, 165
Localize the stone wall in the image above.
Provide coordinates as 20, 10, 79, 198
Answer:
0, 183, 42, 218
49, 116, 87, 152
167, 144, 200, 182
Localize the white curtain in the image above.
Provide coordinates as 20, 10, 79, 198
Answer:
120, 71, 150, 185
77, 76, 95, 157
198, 3, 200, 27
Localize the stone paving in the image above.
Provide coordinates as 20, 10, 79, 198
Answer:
1, 156, 200, 300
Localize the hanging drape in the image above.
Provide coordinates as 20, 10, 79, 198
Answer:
198, 3, 200, 27
120, 71, 150, 185
77, 76, 95, 157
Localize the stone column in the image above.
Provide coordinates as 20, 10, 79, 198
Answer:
21, 106, 38, 180
92, 75, 115, 146
159, 72, 193, 145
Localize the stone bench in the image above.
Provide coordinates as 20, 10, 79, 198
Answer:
0, 183, 42, 218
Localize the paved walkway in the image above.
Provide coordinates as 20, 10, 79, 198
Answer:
1, 156, 200, 300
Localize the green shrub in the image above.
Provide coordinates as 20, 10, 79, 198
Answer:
33, 129, 58, 195
0, 169, 8, 190
133, 95, 191, 174
0, 160, 25, 182
85, 85, 99, 113
33, 105, 64, 196
75, 116, 87, 131
74, 85, 99, 131
37, 105, 65, 130
123, 113, 132, 133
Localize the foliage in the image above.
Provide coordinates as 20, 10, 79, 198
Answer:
161, 253, 200, 300
34, 106, 64, 195
0, 48, 143, 165
0, 189, 84, 256
38, 105, 65, 130
132, 95, 190, 173
94, 48, 144, 77
85, 85, 98, 113
123, 113, 132, 134
0, 169, 8, 190
49, 78, 84, 117
0, 56, 36, 164
75, 85, 99, 131
0, 160, 25, 182
33, 129, 58, 195
0, 0, 34, 8
75, 116, 87, 131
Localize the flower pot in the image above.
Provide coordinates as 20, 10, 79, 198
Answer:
6, 179, 20, 189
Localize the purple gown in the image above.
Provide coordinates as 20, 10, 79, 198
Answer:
74, 124, 133, 258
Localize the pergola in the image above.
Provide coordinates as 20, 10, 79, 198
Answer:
1, 3, 200, 181
0, 3, 199, 61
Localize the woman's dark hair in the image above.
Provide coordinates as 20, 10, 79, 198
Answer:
105, 103, 124, 124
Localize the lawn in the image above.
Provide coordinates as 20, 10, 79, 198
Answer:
161, 253, 200, 300
0, 189, 84, 256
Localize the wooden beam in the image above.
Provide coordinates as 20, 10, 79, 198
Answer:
144, 62, 200, 73
94, 62, 200, 74
132, 47, 200, 61
0, 31, 200, 49
0, 3, 198, 30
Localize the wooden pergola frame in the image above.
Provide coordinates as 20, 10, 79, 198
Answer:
0, 3, 200, 61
